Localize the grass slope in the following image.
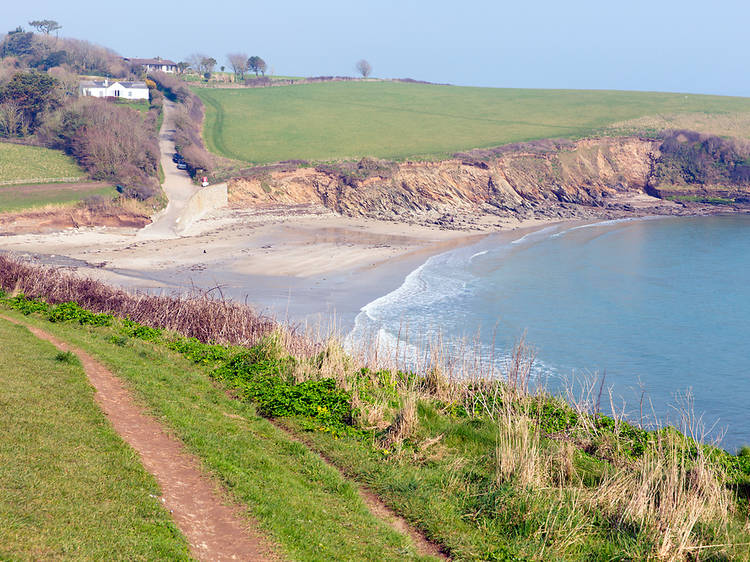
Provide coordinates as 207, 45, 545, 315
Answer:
1, 309, 436, 561
196, 82, 750, 164
0, 318, 191, 560
0, 183, 116, 213
0, 143, 84, 184
4, 292, 749, 560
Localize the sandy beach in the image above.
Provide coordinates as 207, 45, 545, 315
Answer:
1, 204, 523, 330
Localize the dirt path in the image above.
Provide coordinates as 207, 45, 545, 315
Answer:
138, 99, 201, 239
2, 315, 278, 562
273, 420, 450, 560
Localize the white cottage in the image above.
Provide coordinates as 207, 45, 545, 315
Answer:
79, 79, 149, 100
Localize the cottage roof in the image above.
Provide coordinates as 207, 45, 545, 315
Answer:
125, 57, 178, 66
79, 80, 148, 89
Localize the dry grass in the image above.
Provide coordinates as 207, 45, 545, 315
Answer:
0, 255, 286, 349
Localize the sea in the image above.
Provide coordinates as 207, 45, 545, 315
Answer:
347, 215, 750, 452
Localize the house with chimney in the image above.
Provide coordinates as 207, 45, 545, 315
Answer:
79, 79, 149, 100
124, 57, 178, 73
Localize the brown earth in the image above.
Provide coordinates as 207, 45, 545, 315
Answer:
229, 137, 750, 229
2, 315, 279, 562
0, 206, 150, 235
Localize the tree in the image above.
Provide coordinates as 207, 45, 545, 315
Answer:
177, 61, 190, 74
247, 56, 267, 77
227, 52, 248, 81
0, 28, 34, 58
203, 57, 217, 73
356, 59, 372, 78
0, 101, 26, 137
28, 20, 62, 36
0, 71, 59, 132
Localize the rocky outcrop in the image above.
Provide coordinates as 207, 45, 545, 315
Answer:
228, 136, 750, 228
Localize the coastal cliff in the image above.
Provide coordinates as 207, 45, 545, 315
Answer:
229, 134, 750, 228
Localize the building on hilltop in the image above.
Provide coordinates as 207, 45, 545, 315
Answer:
79, 79, 149, 100
124, 57, 178, 73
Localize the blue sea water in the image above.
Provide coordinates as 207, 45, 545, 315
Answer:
348, 215, 750, 452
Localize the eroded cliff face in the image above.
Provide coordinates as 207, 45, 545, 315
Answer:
228, 137, 668, 227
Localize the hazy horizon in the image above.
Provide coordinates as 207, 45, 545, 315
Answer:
3, 0, 749, 97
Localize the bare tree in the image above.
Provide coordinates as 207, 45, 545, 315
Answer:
188, 53, 209, 74
0, 101, 26, 137
28, 20, 62, 36
356, 59, 372, 78
227, 52, 248, 81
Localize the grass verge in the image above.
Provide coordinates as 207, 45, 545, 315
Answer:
0, 308, 435, 561
0, 317, 192, 560
0, 183, 116, 213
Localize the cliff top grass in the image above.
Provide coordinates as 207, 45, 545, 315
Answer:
195, 81, 750, 164
0, 318, 191, 559
2, 254, 749, 560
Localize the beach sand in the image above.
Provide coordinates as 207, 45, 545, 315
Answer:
1, 204, 516, 330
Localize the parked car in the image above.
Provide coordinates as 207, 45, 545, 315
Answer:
172, 153, 182, 163
201, 176, 209, 187
176, 162, 187, 170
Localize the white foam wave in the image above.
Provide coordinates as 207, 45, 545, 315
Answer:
510, 225, 561, 245
550, 216, 663, 238
470, 249, 488, 260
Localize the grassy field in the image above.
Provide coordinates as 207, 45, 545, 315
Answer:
0, 143, 84, 184
0, 318, 191, 560
0, 308, 435, 561
0, 182, 116, 213
195, 82, 750, 164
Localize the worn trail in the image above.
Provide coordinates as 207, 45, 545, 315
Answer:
273, 419, 450, 560
2, 315, 277, 562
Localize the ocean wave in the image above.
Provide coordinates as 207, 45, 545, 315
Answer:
510, 225, 561, 245
550, 215, 664, 238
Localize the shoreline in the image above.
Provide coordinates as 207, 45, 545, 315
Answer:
1, 199, 744, 337
0, 205, 500, 332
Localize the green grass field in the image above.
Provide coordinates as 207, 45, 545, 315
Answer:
195, 82, 750, 164
0, 183, 116, 213
0, 319, 191, 560
0, 143, 85, 185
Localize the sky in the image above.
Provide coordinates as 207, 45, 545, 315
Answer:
3, 0, 749, 96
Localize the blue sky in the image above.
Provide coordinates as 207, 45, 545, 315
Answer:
4, 0, 748, 96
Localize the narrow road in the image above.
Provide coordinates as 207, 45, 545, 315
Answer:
138, 99, 201, 239
2, 315, 277, 562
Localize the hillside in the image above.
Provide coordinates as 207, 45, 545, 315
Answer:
196, 82, 750, 164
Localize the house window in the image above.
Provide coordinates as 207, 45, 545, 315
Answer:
114, 90, 120, 97
128, 91, 132, 97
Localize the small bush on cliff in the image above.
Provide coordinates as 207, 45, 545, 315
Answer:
651, 130, 750, 187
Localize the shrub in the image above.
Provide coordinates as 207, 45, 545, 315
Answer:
39, 97, 159, 193
48, 301, 113, 326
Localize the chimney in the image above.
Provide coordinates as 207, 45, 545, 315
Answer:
104, 78, 108, 87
